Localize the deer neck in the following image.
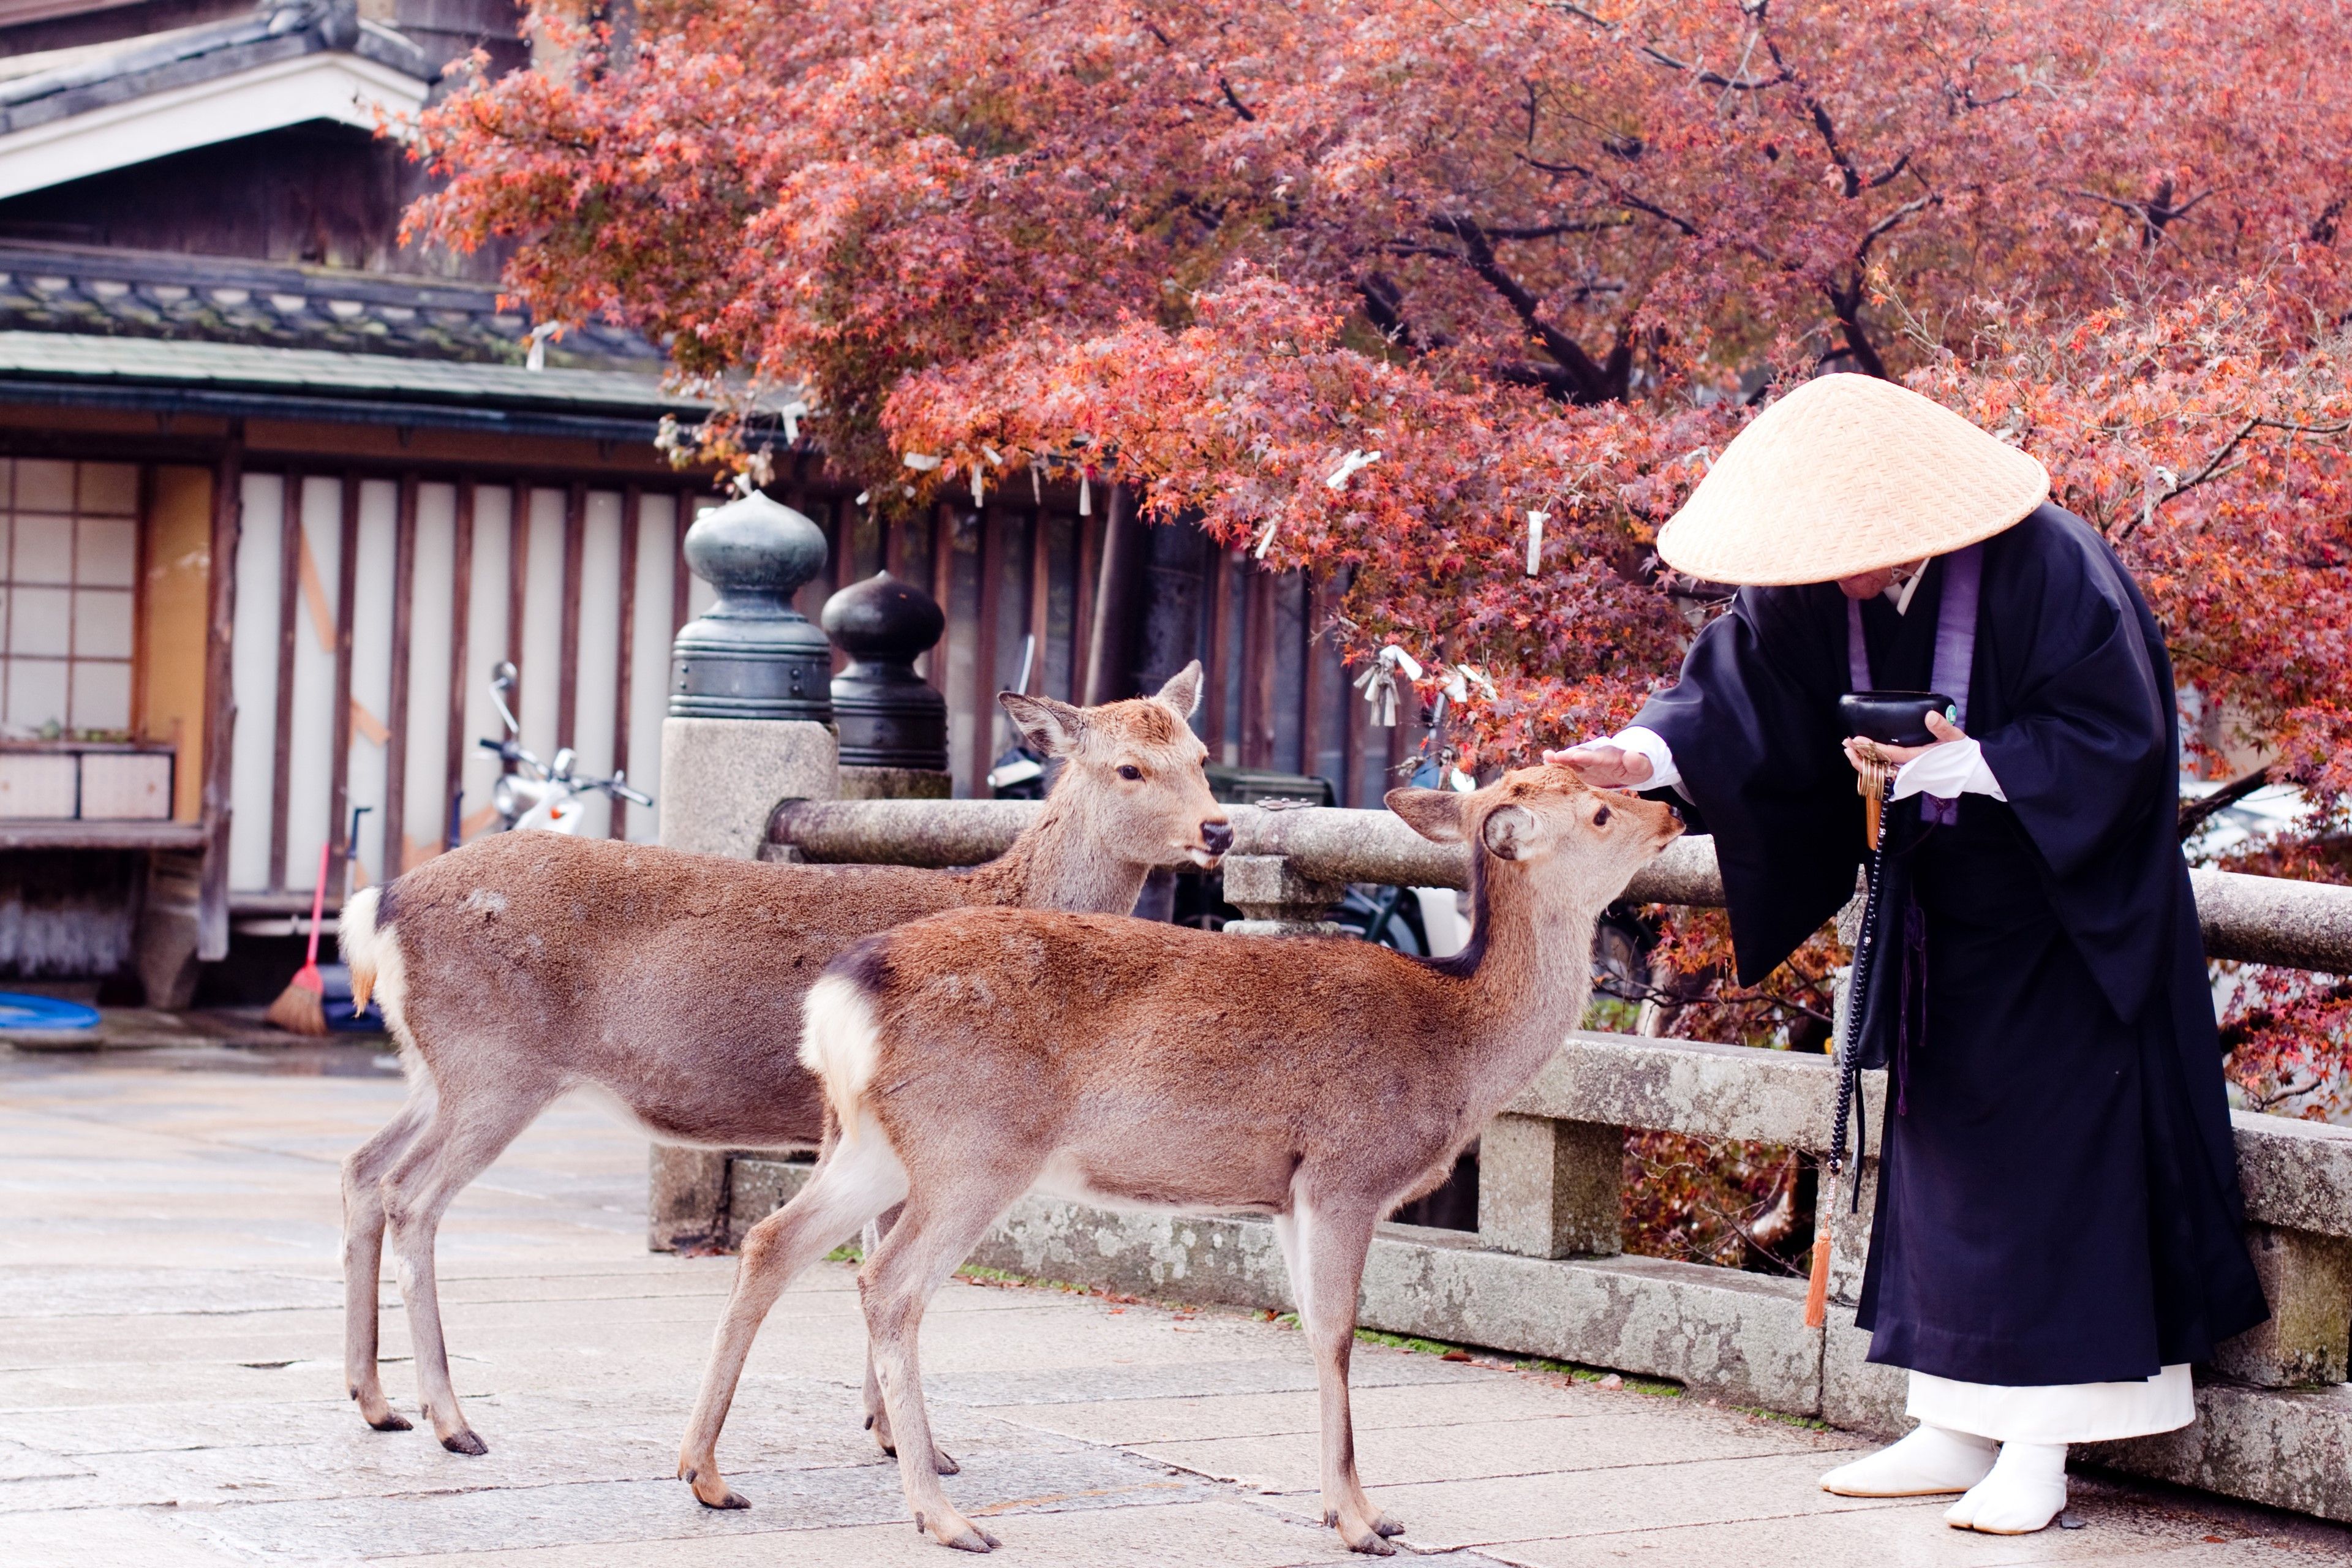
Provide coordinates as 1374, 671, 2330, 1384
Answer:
1450, 860, 1604, 1093
957, 796, 1153, 914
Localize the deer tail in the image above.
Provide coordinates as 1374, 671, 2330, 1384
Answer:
801, 970, 884, 1142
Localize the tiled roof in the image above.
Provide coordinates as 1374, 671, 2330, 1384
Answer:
0, 330, 694, 413
0, 0, 425, 135
0, 239, 660, 366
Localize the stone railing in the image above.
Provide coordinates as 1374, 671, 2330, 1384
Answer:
703, 797, 2352, 1524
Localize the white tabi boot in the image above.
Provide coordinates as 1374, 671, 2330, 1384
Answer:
1819, 1424, 1997, 1496
1945, 1441, 2068, 1533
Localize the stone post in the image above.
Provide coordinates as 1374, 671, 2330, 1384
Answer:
658, 489, 840, 859
822, 570, 952, 802
1476, 1114, 1624, 1259
650, 489, 837, 1251
2211, 1224, 2352, 1387
1221, 853, 1347, 937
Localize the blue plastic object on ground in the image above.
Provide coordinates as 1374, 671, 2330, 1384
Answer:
0, 992, 101, 1030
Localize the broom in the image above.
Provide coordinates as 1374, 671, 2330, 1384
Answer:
266, 842, 333, 1036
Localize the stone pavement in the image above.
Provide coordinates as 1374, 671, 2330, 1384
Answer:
4, 1042, 2349, 1567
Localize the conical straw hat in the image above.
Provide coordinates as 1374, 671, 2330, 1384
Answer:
1656, 374, 2049, 586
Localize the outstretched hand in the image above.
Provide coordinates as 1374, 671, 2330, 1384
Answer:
1841, 710, 1966, 777
1540, 744, 1654, 791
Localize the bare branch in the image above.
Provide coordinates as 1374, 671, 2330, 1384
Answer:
1218, 76, 1257, 123
1517, 153, 1702, 236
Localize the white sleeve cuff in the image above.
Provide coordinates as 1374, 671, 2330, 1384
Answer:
1891, 735, 2006, 802
1610, 726, 1680, 792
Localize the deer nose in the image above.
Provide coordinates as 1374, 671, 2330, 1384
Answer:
1200, 820, 1234, 855
1667, 804, 1683, 824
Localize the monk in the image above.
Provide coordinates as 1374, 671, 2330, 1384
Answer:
1549, 374, 2267, 1536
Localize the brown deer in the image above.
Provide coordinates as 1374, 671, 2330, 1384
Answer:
674, 766, 1679, 1554
337, 666, 1227, 1460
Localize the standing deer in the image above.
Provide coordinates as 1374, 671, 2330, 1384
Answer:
337, 666, 1226, 1459
675, 766, 1679, 1554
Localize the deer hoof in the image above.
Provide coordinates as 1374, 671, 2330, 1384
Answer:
1340, 1525, 1397, 1556
927, 1515, 997, 1552
1374, 1515, 1406, 1537
439, 1428, 489, 1457
685, 1474, 750, 1510
932, 1445, 960, 1476
366, 1412, 412, 1433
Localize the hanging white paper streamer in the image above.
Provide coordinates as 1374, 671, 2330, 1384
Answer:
1325, 449, 1382, 489
1526, 510, 1548, 577
1031, 462, 1044, 504
971, 465, 986, 507
1352, 643, 1423, 728
902, 452, 943, 472
1079, 470, 1092, 516
777, 399, 809, 444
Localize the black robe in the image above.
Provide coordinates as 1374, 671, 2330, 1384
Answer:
1636, 503, 2267, 1385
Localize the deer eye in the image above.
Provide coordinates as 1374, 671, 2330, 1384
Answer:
1593, 805, 1612, 826
1117, 764, 1143, 781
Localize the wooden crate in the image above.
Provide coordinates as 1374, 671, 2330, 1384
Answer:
79, 752, 172, 820
0, 753, 77, 818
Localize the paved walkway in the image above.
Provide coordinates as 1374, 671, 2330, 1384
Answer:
4, 1041, 2348, 1567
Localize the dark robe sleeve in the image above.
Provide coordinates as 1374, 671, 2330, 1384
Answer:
1970, 510, 2180, 1020
1634, 584, 1864, 986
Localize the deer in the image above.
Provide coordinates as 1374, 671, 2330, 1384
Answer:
335, 665, 1228, 1462
673, 765, 1680, 1554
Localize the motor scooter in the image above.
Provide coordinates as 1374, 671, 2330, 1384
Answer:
475, 660, 652, 832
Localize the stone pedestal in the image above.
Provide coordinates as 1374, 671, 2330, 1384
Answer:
657, 718, 838, 860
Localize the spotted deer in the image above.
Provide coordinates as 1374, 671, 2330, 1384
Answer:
337, 666, 1227, 1459
675, 766, 1679, 1554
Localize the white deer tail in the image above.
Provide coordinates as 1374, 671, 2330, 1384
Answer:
800, 972, 883, 1140
338, 885, 399, 1022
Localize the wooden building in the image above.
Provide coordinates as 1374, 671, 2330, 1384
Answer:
0, 0, 1427, 1005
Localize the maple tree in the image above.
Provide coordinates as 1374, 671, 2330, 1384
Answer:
410, 0, 2352, 1123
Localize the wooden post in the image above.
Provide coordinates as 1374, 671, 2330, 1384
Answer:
929, 503, 954, 691
507, 483, 532, 731
671, 491, 695, 636
556, 482, 586, 752
267, 470, 301, 891
971, 508, 1003, 795
1205, 545, 1234, 760
1343, 567, 1366, 807
326, 473, 360, 896
611, 486, 641, 839
196, 423, 244, 962
1027, 508, 1051, 696
1071, 508, 1099, 703
440, 480, 474, 850
1082, 484, 1143, 706
1302, 574, 1325, 788
381, 473, 418, 876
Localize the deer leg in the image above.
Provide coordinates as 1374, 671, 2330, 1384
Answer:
862, 1184, 1028, 1553
859, 1205, 959, 1474
679, 1130, 908, 1510
380, 1081, 552, 1456
1287, 1196, 1401, 1554
342, 1085, 432, 1431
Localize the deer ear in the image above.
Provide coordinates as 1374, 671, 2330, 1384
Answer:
1153, 660, 1204, 719
1386, 787, 1467, 844
999, 692, 1085, 757
1481, 803, 1539, 861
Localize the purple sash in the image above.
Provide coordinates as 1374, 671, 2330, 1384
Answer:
1846, 543, 1981, 825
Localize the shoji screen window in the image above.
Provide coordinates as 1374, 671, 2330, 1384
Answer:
0, 459, 138, 739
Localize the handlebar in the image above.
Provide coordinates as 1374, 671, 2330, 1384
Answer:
477, 734, 651, 806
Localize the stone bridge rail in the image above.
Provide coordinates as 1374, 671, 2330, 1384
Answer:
680, 797, 2352, 1524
